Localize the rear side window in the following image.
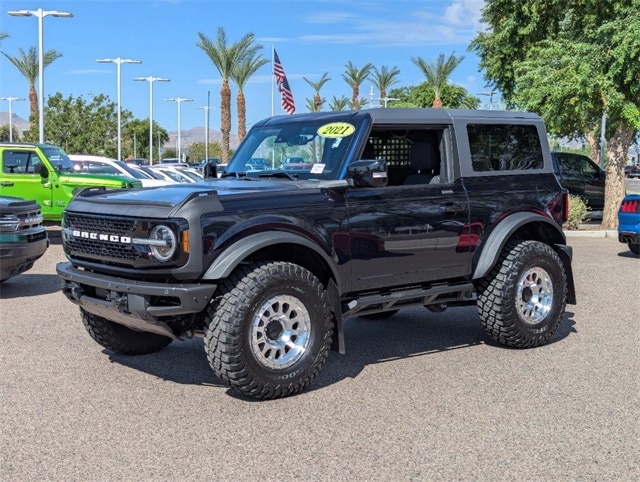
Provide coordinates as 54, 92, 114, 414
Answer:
468, 124, 543, 172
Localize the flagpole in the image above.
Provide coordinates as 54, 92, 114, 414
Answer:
271, 44, 274, 117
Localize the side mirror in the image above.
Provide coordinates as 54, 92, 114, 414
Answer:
34, 163, 48, 178
347, 159, 388, 187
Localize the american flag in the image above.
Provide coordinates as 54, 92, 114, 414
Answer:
274, 49, 295, 115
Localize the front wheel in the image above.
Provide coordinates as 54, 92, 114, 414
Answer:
81, 309, 173, 355
477, 240, 567, 348
204, 261, 334, 400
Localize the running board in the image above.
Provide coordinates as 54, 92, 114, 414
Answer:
342, 282, 476, 318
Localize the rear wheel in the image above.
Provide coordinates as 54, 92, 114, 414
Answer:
81, 309, 173, 355
628, 242, 640, 255
477, 240, 567, 348
204, 261, 333, 400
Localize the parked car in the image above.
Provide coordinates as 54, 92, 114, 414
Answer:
618, 194, 640, 255
0, 195, 49, 282
551, 152, 605, 212
0, 143, 141, 221
624, 165, 640, 178
151, 165, 199, 183
69, 155, 170, 187
132, 165, 178, 183
124, 158, 148, 166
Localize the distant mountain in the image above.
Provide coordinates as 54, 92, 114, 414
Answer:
166, 126, 239, 150
0, 112, 30, 132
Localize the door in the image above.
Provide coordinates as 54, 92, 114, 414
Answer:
0, 148, 54, 216
344, 181, 470, 292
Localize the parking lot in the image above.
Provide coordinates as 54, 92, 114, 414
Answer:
1, 236, 638, 481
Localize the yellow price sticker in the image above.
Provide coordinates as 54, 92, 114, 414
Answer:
317, 122, 355, 138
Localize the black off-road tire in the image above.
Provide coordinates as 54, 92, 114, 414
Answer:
628, 242, 640, 255
477, 240, 567, 348
204, 261, 334, 400
81, 309, 173, 355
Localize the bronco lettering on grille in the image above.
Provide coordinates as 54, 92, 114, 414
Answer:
71, 230, 132, 244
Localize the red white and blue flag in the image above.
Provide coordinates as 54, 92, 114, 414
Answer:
274, 49, 295, 115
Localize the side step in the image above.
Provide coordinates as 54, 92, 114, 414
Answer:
342, 282, 476, 318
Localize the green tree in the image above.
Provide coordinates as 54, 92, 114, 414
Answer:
371, 65, 401, 105
197, 28, 256, 163
188, 141, 227, 161
0, 124, 20, 142
230, 41, 268, 142
342, 61, 372, 110
389, 83, 480, 109
411, 52, 465, 108
329, 96, 350, 111
2, 47, 62, 122
303, 73, 331, 112
123, 118, 169, 162
469, 0, 640, 228
24, 93, 128, 155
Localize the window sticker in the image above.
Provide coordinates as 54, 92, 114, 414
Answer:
317, 122, 355, 138
310, 163, 325, 174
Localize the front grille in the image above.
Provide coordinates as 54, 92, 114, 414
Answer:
63, 213, 139, 264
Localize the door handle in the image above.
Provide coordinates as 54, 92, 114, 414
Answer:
1, 181, 15, 187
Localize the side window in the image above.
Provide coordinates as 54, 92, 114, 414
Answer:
2, 151, 33, 174
560, 155, 582, 176
580, 156, 599, 175
87, 161, 119, 175
365, 129, 443, 186
468, 124, 543, 172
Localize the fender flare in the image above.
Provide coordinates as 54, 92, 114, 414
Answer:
202, 231, 341, 291
472, 212, 566, 280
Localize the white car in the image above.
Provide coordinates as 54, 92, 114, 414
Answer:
69, 155, 171, 187
151, 165, 203, 183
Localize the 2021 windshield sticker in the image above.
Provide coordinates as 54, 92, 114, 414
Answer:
317, 122, 355, 138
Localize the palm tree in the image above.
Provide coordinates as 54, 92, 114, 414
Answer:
329, 96, 350, 111
2, 46, 62, 119
342, 61, 372, 110
303, 73, 330, 112
305, 96, 326, 112
197, 28, 255, 162
0, 32, 8, 45
371, 65, 400, 106
411, 52, 464, 108
231, 45, 268, 141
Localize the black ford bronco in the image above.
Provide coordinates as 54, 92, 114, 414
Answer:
57, 108, 576, 399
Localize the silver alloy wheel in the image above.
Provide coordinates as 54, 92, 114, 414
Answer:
516, 267, 554, 324
250, 294, 312, 370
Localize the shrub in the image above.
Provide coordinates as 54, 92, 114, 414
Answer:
565, 194, 590, 230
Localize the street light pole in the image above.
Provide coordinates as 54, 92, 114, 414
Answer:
134, 76, 169, 164
96, 57, 141, 161
8, 8, 73, 144
197, 104, 214, 161
0, 97, 26, 142
166, 97, 193, 161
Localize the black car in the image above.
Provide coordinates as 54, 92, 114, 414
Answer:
624, 164, 640, 178
552, 152, 605, 211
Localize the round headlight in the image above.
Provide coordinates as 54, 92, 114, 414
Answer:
149, 224, 177, 262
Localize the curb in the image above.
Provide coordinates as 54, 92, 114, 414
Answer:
564, 229, 618, 238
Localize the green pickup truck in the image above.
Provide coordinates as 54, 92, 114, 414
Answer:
0, 143, 142, 221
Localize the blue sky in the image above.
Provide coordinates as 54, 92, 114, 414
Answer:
1, 0, 489, 134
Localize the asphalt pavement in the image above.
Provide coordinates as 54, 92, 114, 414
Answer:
1, 234, 638, 481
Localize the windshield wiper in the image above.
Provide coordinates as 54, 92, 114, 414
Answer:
258, 170, 298, 181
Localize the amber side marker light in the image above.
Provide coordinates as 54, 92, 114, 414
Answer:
182, 230, 190, 253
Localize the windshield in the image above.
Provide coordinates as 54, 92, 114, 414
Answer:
41, 146, 75, 172
226, 117, 362, 180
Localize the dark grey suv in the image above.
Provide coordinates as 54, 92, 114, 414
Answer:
552, 152, 605, 211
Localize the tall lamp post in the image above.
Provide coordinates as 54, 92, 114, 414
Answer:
134, 76, 169, 164
197, 104, 214, 161
166, 97, 193, 161
8, 8, 73, 143
0, 96, 25, 142
96, 57, 141, 161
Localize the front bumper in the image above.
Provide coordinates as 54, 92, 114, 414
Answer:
56, 262, 217, 339
0, 235, 49, 280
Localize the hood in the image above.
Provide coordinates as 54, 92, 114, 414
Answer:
63, 178, 307, 219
